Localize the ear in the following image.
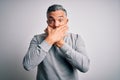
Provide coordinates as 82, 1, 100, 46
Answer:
47, 20, 48, 24
66, 19, 69, 24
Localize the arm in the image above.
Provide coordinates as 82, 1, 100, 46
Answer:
23, 35, 52, 71
23, 25, 67, 71
59, 34, 90, 73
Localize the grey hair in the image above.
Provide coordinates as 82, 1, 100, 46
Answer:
47, 4, 67, 16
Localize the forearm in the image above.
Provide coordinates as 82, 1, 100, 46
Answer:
60, 43, 90, 72
23, 40, 52, 71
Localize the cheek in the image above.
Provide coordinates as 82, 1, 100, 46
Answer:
62, 20, 68, 25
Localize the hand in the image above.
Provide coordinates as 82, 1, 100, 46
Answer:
45, 25, 68, 45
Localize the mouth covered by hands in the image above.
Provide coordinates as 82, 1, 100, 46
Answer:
45, 24, 68, 47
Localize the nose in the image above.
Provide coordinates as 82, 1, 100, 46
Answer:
54, 21, 60, 28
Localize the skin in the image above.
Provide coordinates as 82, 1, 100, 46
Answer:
45, 10, 68, 47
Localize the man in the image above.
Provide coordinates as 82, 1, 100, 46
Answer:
23, 4, 90, 80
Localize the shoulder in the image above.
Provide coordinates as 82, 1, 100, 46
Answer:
66, 33, 82, 40
66, 33, 84, 45
34, 33, 47, 38
65, 32, 83, 43
67, 33, 85, 48
31, 33, 47, 43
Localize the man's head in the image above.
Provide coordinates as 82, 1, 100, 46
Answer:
46, 4, 68, 29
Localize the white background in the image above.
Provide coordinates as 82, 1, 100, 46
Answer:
0, 0, 120, 80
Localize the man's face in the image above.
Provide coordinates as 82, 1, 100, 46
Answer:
47, 10, 68, 29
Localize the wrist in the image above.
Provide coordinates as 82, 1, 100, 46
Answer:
55, 40, 64, 48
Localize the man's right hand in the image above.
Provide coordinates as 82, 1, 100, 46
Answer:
45, 25, 68, 45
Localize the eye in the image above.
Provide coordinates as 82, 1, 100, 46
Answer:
58, 19, 63, 22
48, 19, 54, 24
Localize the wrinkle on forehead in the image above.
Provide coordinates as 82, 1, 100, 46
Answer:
47, 10, 67, 19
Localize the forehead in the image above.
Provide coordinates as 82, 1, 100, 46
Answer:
47, 10, 66, 19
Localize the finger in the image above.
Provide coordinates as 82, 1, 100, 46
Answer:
56, 25, 67, 32
62, 23, 67, 27
61, 26, 68, 32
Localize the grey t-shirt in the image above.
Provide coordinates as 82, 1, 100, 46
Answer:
23, 33, 90, 80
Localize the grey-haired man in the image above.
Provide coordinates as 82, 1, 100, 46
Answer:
23, 4, 90, 80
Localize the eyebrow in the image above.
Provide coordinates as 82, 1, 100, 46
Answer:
48, 16, 64, 19
59, 16, 64, 18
